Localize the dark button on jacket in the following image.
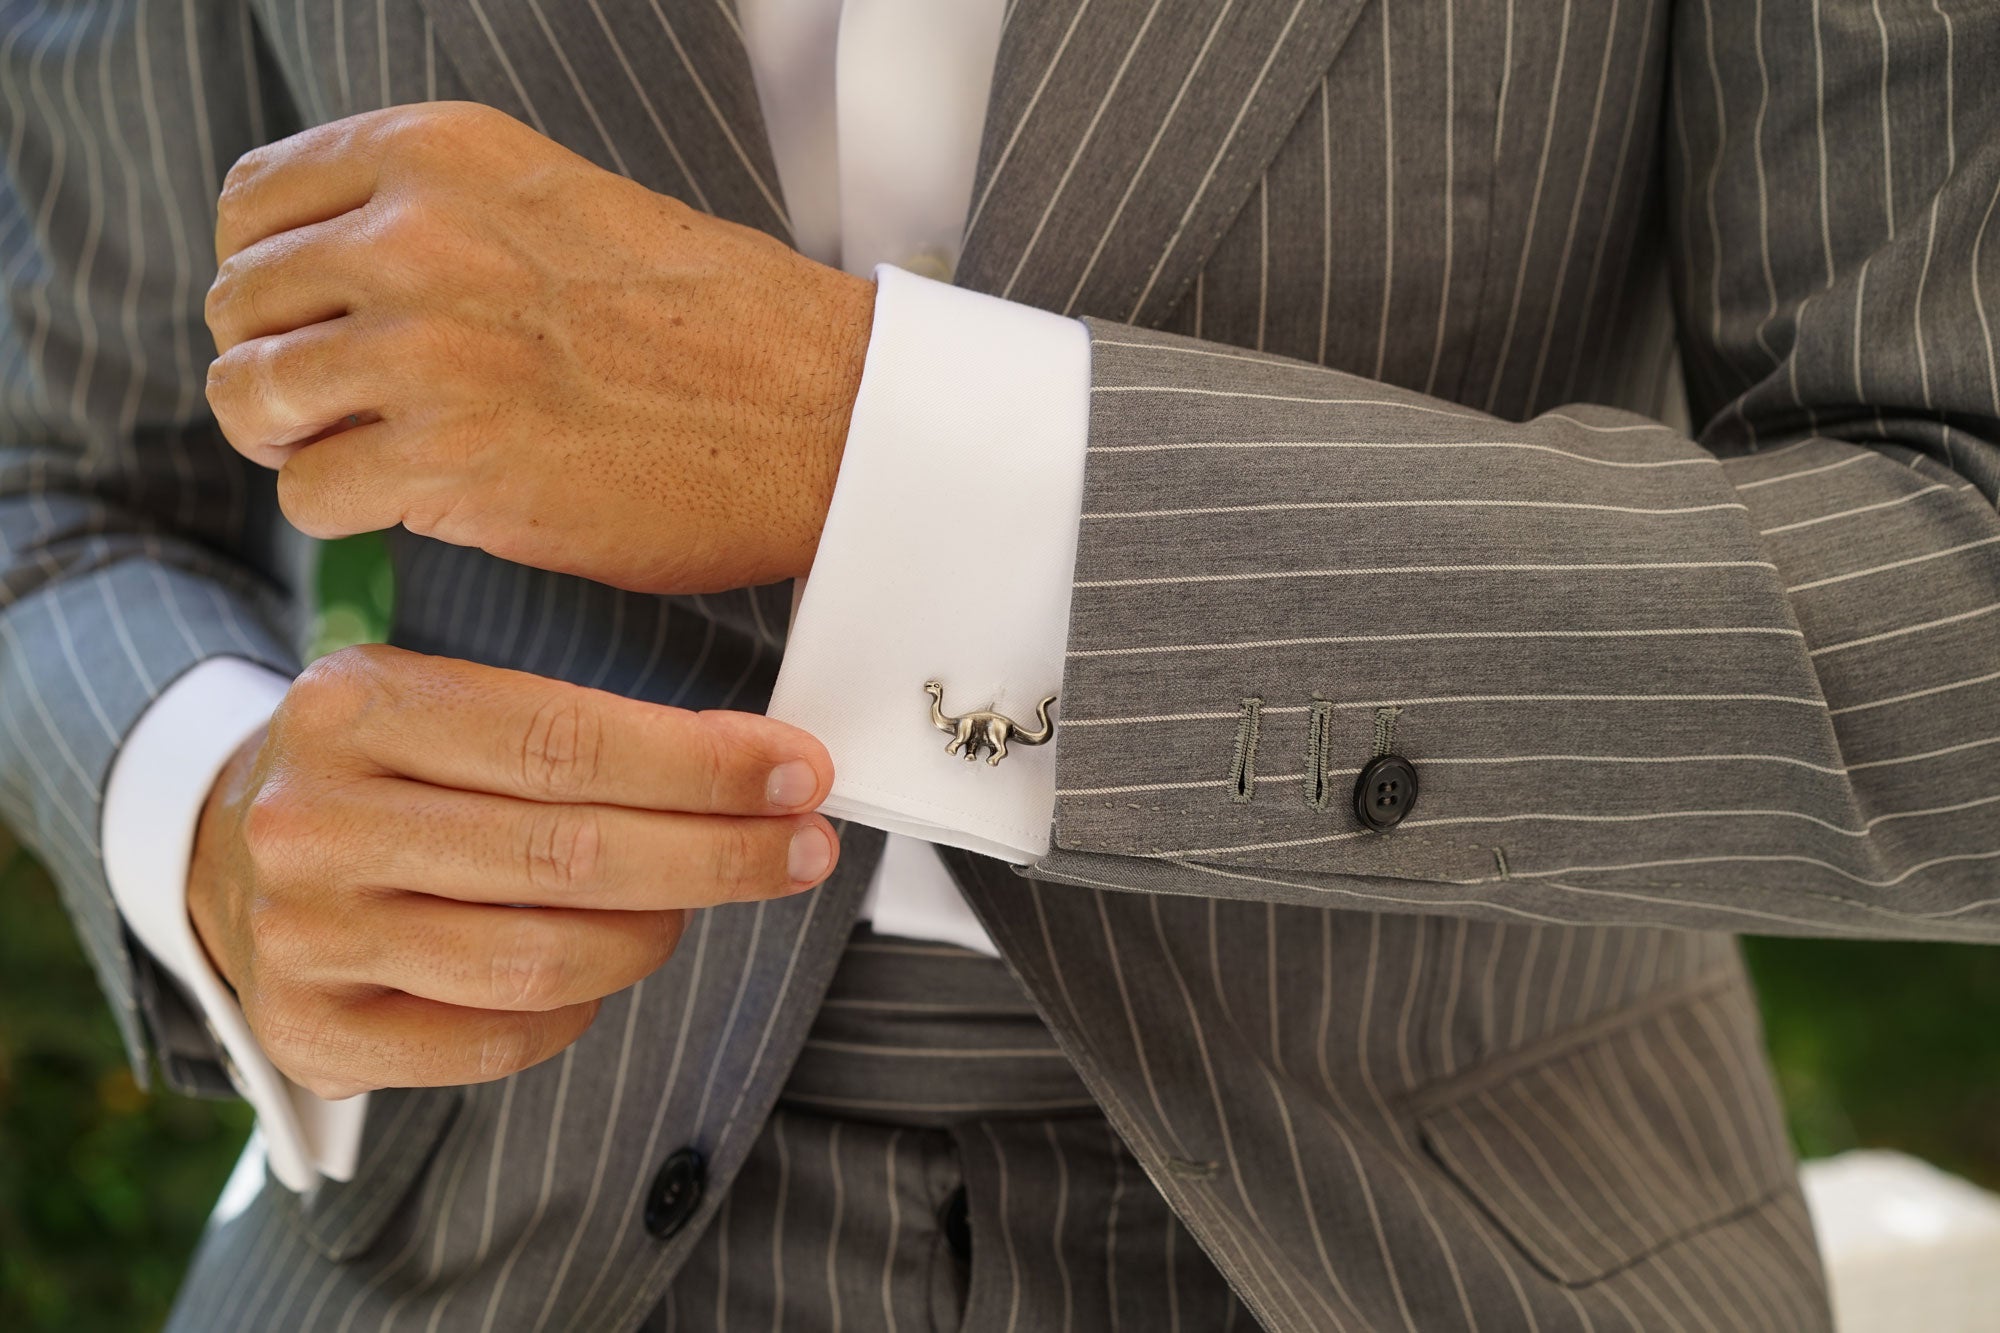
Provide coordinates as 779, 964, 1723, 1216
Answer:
1353, 754, 1418, 831
644, 1148, 706, 1240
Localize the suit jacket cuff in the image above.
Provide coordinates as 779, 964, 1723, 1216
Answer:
767, 263, 1091, 864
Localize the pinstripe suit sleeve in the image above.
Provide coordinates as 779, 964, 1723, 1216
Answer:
1, 1, 305, 1086
1037, 0, 2000, 942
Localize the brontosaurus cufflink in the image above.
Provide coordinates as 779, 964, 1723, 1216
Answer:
923, 681, 1056, 766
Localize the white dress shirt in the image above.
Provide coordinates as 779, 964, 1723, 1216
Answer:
100, 0, 1089, 1192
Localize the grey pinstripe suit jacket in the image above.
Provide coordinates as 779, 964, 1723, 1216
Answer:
5, 0, 1996, 1328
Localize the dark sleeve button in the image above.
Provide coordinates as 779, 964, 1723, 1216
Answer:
644, 1147, 706, 1240
1353, 754, 1418, 831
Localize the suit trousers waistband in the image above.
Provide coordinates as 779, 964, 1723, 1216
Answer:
776, 926, 1098, 1128
648, 928, 1254, 1332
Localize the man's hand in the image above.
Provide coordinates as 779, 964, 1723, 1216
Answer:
202, 102, 875, 594
187, 644, 840, 1100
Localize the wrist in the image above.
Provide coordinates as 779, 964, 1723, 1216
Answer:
787, 266, 875, 580
187, 725, 266, 996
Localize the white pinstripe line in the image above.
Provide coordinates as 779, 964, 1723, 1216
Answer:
1482, 0, 1573, 415
1045, 1119, 1079, 1333
1138, 855, 1988, 940
582, 0, 708, 211
1317, 81, 1332, 369
1970, 173, 2000, 415
825, 1120, 846, 1333
475, 1047, 575, 1333
1732, 451, 1869, 489
1060, 690, 1823, 728
981, 1122, 1025, 1333
564, 907, 717, 1320
1086, 497, 1748, 521
800, 1037, 1074, 1059
995, 0, 1168, 301
528, 981, 648, 1333
1786, 534, 2000, 593
1030, 883, 1276, 1320
1756, 482, 1950, 534
961, 0, 1094, 246
0, 617, 100, 795
1067, 0, 1252, 317
1076, 558, 1774, 591
1144, 897, 1345, 1332
1058, 771, 1306, 798
1560, 0, 1656, 410
376, 0, 391, 105
1512, 845, 2000, 891
599, 889, 831, 1331
878, 1127, 901, 1333
465, 0, 552, 135
771, 1110, 791, 1330
1150, 789, 2000, 858
1809, 599, 2000, 658
1089, 436, 1713, 469
1372, 0, 1395, 382
641, 0, 791, 231
1829, 665, 2000, 716
1068, 624, 1801, 659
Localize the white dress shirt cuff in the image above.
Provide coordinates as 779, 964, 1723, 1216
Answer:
768, 263, 1090, 865
100, 657, 366, 1193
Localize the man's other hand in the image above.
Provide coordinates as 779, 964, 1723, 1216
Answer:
187, 644, 840, 1100
203, 102, 875, 595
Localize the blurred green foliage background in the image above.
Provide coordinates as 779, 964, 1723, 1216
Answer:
2, 535, 1996, 1331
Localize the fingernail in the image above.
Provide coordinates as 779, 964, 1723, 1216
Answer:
766, 759, 819, 810
787, 824, 834, 885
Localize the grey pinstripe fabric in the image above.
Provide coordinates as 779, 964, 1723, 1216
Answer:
6, 0, 1991, 1327
641, 932, 1256, 1332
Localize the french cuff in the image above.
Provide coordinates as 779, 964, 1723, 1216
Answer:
101, 657, 366, 1193
767, 263, 1091, 865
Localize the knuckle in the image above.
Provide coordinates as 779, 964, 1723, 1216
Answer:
489, 924, 571, 1011
523, 804, 602, 896
375, 199, 454, 273
257, 1004, 344, 1085
204, 258, 243, 333
711, 822, 767, 898
277, 645, 398, 751
203, 341, 254, 423
290, 648, 372, 719
518, 696, 604, 800
240, 788, 301, 862
425, 100, 505, 143
472, 1016, 537, 1082
274, 464, 326, 533
217, 148, 269, 221
693, 720, 734, 812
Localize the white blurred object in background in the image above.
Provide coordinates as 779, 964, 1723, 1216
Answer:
1802, 1150, 2000, 1332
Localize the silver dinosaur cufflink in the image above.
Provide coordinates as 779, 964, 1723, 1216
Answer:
924, 680, 1056, 766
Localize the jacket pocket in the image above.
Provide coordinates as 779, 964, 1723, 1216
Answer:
1412, 972, 1794, 1286
297, 1086, 464, 1262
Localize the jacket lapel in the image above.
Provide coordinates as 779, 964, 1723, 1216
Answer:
418, 0, 1360, 323
957, 0, 1368, 325
414, 0, 792, 240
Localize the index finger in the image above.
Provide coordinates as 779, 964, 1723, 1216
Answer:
312, 647, 835, 816
215, 107, 406, 264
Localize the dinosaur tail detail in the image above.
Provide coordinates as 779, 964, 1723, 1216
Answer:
1014, 695, 1057, 746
